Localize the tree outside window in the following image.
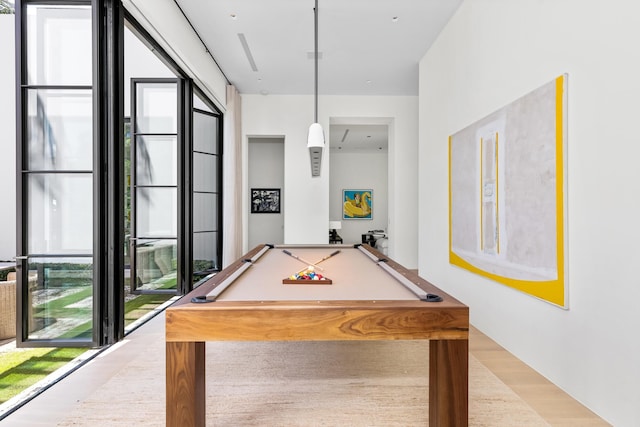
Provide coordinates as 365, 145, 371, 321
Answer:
0, 0, 14, 14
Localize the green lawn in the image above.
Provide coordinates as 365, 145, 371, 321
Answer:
0, 288, 174, 404
0, 347, 86, 403
125, 293, 173, 326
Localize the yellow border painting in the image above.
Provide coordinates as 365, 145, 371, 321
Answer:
448, 75, 567, 308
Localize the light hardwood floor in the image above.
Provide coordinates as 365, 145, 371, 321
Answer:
470, 326, 610, 426
1, 318, 611, 426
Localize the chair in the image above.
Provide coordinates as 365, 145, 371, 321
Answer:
0, 279, 16, 339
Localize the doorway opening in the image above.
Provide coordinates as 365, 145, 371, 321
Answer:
329, 120, 389, 254
248, 137, 285, 248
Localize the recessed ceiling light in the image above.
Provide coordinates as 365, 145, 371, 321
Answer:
230, 13, 238, 20
366, 80, 372, 84
392, 16, 399, 23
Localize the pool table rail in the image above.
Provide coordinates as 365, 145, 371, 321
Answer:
174, 244, 467, 310
166, 299, 468, 342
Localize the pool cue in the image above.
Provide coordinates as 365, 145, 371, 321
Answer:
312, 250, 341, 266
282, 249, 324, 271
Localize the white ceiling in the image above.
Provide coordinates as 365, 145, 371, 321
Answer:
329, 124, 389, 152
174, 0, 463, 150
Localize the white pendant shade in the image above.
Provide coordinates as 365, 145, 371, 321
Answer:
307, 122, 324, 147
308, 122, 324, 177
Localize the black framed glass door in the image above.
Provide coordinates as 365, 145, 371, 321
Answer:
130, 78, 181, 294
17, 2, 95, 345
192, 91, 222, 284
16, 0, 124, 347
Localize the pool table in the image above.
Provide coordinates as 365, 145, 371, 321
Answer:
166, 244, 469, 426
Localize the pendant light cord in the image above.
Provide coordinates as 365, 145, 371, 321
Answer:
314, 0, 319, 123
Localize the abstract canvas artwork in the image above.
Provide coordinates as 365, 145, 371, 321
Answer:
449, 75, 567, 307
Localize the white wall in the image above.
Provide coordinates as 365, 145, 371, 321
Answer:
242, 94, 418, 267
241, 95, 327, 248
0, 15, 16, 261
330, 151, 388, 244
419, 0, 640, 425
248, 138, 285, 248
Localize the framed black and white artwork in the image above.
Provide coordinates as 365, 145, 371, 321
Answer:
251, 188, 281, 213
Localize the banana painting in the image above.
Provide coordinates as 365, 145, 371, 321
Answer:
343, 190, 372, 219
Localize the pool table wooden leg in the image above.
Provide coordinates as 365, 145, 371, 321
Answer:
429, 339, 469, 427
166, 341, 206, 427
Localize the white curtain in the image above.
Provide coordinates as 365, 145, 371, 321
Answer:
222, 85, 243, 267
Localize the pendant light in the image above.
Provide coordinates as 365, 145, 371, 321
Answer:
307, 0, 324, 177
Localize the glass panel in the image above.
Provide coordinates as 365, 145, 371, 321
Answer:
26, 257, 93, 340
135, 83, 177, 134
193, 232, 218, 283
27, 5, 92, 86
193, 111, 218, 154
193, 193, 217, 232
28, 174, 93, 255
135, 187, 177, 238
193, 152, 217, 193
134, 239, 177, 290
193, 93, 212, 113
123, 27, 177, 118
27, 89, 93, 171
124, 120, 131, 266
210, 116, 219, 155
135, 135, 177, 186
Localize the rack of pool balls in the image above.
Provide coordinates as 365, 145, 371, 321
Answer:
282, 266, 332, 285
